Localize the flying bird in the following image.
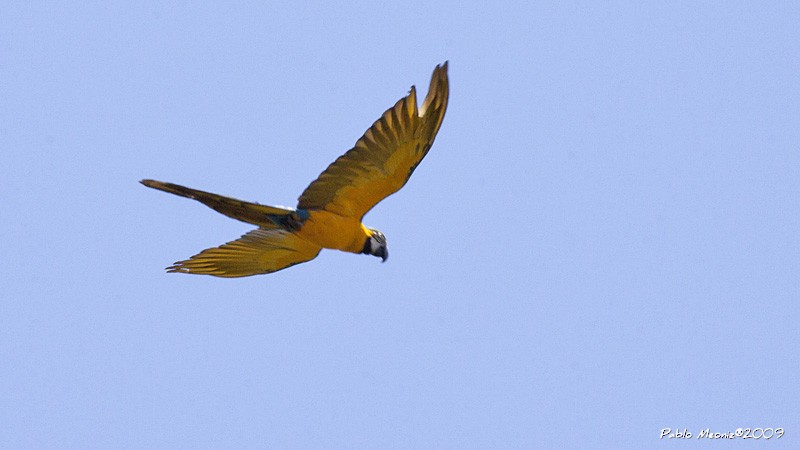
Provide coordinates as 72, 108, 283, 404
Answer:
141, 62, 449, 277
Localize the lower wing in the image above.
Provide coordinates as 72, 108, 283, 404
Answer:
167, 229, 321, 277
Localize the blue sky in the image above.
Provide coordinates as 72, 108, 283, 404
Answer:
2, 1, 798, 448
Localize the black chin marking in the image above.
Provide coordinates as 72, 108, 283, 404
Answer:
361, 237, 371, 255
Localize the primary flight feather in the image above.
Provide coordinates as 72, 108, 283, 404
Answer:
141, 62, 449, 277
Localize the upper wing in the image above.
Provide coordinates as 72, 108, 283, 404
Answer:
297, 62, 449, 219
166, 229, 321, 277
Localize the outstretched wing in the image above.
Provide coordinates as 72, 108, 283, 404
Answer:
297, 62, 449, 219
167, 229, 321, 277
140, 179, 295, 228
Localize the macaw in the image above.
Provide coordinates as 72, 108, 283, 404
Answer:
141, 62, 448, 277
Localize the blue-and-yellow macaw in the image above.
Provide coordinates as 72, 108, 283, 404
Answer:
141, 62, 448, 277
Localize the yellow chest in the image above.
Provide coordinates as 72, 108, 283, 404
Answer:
298, 210, 369, 253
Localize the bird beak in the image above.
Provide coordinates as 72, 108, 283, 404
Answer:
378, 247, 388, 263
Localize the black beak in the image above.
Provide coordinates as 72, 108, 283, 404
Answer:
377, 247, 388, 263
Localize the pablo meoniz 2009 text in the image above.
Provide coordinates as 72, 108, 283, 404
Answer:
660, 427, 784, 439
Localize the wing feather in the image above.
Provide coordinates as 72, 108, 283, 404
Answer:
297, 62, 449, 219
167, 229, 321, 277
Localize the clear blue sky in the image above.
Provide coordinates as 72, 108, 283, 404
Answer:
2, 1, 798, 448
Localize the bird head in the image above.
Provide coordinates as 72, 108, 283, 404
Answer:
362, 228, 388, 262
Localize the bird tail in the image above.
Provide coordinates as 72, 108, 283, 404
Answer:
140, 179, 298, 228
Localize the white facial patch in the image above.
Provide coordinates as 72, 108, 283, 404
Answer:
370, 236, 381, 252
